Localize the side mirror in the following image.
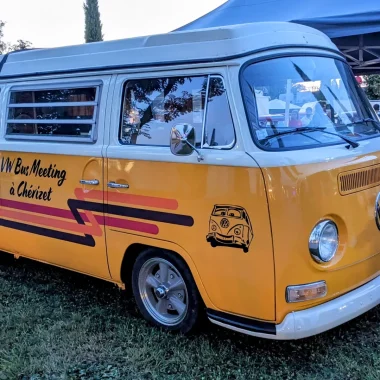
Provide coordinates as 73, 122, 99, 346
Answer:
170, 123, 203, 162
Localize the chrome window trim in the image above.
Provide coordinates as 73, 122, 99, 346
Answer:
4, 134, 95, 143
200, 75, 211, 149
7, 119, 96, 125
8, 101, 98, 107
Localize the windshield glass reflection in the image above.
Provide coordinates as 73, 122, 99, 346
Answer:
241, 56, 380, 150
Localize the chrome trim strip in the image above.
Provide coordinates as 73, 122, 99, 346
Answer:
7, 119, 95, 125
8, 101, 98, 108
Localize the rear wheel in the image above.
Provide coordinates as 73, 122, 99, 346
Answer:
132, 249, 201, 334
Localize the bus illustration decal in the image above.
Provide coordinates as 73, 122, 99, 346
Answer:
206, 205, 253, 253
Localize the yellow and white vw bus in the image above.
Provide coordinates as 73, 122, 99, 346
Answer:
0, 22, 379, 340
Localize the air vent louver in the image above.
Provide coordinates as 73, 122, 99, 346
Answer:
339, 165, 380, 195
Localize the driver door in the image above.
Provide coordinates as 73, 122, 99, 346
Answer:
105, 68, 275, 321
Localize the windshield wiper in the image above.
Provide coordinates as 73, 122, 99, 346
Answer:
346, 118, 380, 132
261, 127, 359, 149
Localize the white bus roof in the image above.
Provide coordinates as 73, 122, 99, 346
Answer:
0, 22, 339, 79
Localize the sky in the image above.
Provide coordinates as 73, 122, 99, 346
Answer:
0, 0, 226, 48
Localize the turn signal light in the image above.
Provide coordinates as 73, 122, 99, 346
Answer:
286, 281, 327, 303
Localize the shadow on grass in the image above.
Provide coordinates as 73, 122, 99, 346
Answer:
0, 254, 379, 379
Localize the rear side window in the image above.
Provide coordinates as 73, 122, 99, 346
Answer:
6, 85, 100, 141
120, 75, 235, 148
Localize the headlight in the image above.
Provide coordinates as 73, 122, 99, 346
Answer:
309, 220, 339, 263
210, 220, 218, 232
228, 225, 243, 236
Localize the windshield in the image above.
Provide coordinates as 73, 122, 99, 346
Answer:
213, 206, 242, 219
241, 56, 380, 150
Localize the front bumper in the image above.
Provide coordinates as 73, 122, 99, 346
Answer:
209, 274, 380, 340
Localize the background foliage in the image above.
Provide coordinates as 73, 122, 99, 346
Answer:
84, 0, 104, 43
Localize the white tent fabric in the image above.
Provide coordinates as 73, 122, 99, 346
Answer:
269, 99, 300, 110
177, 0, 380, 74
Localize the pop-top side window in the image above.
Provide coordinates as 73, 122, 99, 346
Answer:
6, 86, 100, 141
120, 75, 235, 149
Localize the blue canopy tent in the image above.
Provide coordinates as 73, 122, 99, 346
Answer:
177, 0, 380, 74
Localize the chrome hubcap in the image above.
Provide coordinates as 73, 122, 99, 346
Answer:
154, 285, 168, 299
138, 258, 188, 326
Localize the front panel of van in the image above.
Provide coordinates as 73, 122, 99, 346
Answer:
241, 52, 380, 323
263, 154, 380, 321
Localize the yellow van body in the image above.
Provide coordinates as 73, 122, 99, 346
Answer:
0, 22, 380, 339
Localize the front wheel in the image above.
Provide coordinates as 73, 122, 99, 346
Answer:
131, 249, 202, 334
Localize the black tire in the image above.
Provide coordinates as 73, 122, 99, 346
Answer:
131, 248, 202, 334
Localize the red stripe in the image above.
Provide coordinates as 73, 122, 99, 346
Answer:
102, 215, 159, 235
1, 198, 159, 235
92, 215, 159, 235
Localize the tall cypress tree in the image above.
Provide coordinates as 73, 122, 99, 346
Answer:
84, 0, 104, 43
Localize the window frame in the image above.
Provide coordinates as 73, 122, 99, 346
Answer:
119, 74, 236, 150
5, 81, 102, 143
239, 52, 379, 152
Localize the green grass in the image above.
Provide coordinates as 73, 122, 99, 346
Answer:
0, 254, 380, 380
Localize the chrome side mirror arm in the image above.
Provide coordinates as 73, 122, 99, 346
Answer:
170, 123, 204, 162
181, 138, 204, 162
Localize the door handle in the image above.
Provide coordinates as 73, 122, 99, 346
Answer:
107, 181, 129, 189
80, 179, 99, 186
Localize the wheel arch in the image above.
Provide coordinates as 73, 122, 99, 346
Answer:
119, 242, 215, 308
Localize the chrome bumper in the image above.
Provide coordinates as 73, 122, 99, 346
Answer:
209, 275, 380, 340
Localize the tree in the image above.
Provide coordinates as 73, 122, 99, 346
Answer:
84, 0, 103, 43
7, 40, 32, 52
364, 75, 380, 100
0, 20, 7, 54
0, 20, 32, 54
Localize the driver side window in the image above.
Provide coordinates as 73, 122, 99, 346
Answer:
120, 74, 235, 149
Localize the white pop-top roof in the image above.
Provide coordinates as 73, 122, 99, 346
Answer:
0, 22, 338, 79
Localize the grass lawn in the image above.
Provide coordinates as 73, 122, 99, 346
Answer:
0, 254, 380, 380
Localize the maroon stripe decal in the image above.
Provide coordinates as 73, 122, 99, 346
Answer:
2, 198, 75, 219
103, 215, 159, 235
1, 198, 159, 235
